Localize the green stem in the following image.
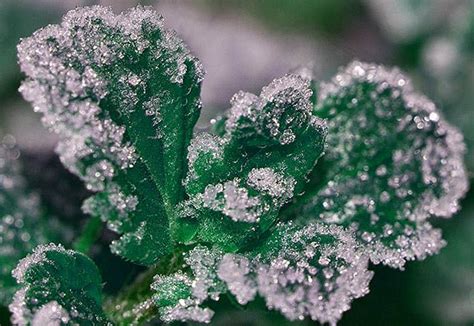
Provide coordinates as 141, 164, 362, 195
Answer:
105, 251, 185, 325
73, 215, 103, 254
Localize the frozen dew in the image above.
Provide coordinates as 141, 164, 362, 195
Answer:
202, 180, 262, 223
9, 243, 109, 325
185, 133, 225, 188
31, 301, 70, 326
254, 222, 373, 325
12, 244, 69, 284
153, 223, 373, 325
9, 244, 73, 326
217, 254, 257, 305
247, 167, 296, 205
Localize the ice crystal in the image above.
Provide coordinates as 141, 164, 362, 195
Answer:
152, 223, 373, 325
152, 246, 225, 323
31, 301, 70, 326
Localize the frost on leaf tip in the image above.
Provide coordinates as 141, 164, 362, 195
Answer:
9, 243, 109, 325
17, 5, 204, 265
292, 61, 468, 268
251, 222, 373, 325
178, 74, 327, 251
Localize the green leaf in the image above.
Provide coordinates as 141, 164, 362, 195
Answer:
9, 244, 109, 325
17, 6, 204, 265
150, 222, 374, 325
0, 135, 70, 306
178, 75, 327, 251
289, 61, 468, 268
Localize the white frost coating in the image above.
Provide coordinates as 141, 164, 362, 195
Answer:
185, 133, 225, 186
12, 244, 68, 283
153, 224, 373, 325
184, 246, 226, 302
217, 254, 257, 305
247, 168, 296, 204
202, 180, 262, 223
358, 222, 446, 269
9, 288, 29, 326
32, 301, 70, 326
181, 178, 265, 223
255, 223, 373, 325
225, 74, 313, 145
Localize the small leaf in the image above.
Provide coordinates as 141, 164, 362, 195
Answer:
17, 6, 204, 265
9, 244, 109, 325
290, 61, 468, 268
0, 135, 70, 306
179, 75, 327, 251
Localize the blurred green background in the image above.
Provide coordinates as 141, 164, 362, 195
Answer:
0, 0, 472, 325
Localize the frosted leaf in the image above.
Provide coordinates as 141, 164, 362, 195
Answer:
179, 75, 326, 251
291, 61, 468, 268
17, 5, 204, 264
0, 135, 70, 305
9, 244, 109, 325
252, 222, 373, 325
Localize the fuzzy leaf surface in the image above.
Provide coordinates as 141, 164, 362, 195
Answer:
17, 6, 204, 264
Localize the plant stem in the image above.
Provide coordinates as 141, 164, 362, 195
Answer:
73, 215, 103, 254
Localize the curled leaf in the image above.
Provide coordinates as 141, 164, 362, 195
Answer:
179, 75, 327, 250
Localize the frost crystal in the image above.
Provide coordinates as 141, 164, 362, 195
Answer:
247, 168, 296, 204
152, 223, 373, 325
253, 222, 373, 325
225, 74, 313, 145
9, 244, 72, 326
152, 246, 225, 323
217, 254, 257, 305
